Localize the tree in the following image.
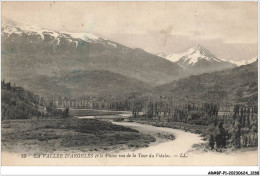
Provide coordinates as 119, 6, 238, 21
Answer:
209, 134, 215, 149
233, 120, 241, 148
62, 108, 69, 118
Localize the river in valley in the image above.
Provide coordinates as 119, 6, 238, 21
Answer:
72, 109, 132, 119
2, 113, 257, 166
111, 121, 258, 166
74, 109, 258, 165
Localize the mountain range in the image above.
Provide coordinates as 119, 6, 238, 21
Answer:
1, 19, 257, 99
2, 19, 181, 84
2, 19, 180, 97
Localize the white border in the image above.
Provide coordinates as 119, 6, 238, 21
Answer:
0, 0, 259, 175
1, 166, 260, 175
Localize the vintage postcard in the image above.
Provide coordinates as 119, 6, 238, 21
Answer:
1, 1, 258, 167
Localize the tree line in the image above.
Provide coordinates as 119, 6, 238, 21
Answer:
128, 96, 258, 149
1, 80, 69, 120
208, 105, 258, 149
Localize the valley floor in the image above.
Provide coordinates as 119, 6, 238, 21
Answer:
2, 120, 257, 166
1, 108, 258, 166
1, 118, 156, 154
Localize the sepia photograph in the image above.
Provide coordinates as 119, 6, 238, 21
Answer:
0, 1, 258, 170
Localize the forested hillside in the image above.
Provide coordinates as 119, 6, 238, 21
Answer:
1, 80, 39, 120
1, 80, 69, 120
16, 70, 150, 98
150, 61, 258, 106
127, 61, 258, 150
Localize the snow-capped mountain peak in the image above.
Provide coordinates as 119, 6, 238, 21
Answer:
2, 18, 118, 48
159, 45, 236, 73
178, 45, 223, 66
161, 45, 229, 66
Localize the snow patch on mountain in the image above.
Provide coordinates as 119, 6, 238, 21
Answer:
107, 42, 117, 48
66, 32, 100, 41
166, 53, 184, 63
1, 20, 120, 49
157, 52, 183, 62
230, 56, 258, 66
2, 20, 121, 50
3, 23, 58, 40
156, 52, 167, 58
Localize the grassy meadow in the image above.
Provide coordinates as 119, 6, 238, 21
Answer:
1, 118, 156, 154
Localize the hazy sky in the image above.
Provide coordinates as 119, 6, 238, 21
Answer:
2, 2, 258, 61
